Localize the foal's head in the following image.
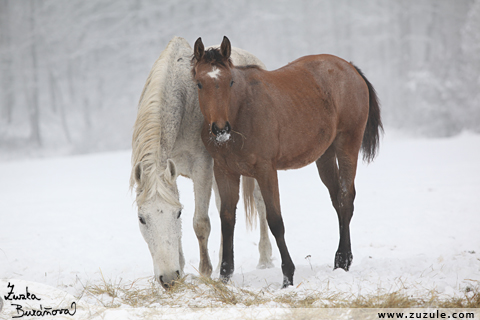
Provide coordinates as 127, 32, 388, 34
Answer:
192, 36, 235, 143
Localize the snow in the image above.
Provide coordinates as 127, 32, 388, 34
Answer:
216, 132, 231, 143
1, 130, 480, 319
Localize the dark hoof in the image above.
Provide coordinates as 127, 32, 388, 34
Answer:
334, 251, 353, 271
281, 275, 294, 288
220, 275, 230, 284
220, 262, 233, 284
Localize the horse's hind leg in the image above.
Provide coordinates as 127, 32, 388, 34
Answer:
316, 140, 358, 271
253, 180, 274, 269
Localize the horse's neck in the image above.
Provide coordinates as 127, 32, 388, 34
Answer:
159, 56, 204, 162
157, 56, 191, 159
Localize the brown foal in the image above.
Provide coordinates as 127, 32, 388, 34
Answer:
192, 36, 382, 288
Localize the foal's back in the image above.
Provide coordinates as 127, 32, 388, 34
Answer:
235, 54, 369, 170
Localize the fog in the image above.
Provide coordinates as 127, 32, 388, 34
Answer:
1, 0, 479, 158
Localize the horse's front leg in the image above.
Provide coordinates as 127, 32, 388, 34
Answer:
214, 164, 240, 283
192, 159, 214, 277
253, 179, 274, 269
255, 166, 295, 288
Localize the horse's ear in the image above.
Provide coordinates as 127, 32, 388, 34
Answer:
194, 37, 204, 61
220, 36, 231, 59
134, 162, 143, 184
165, 159, 178, 184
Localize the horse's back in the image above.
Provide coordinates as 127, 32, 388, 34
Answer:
231, 47, 266, 70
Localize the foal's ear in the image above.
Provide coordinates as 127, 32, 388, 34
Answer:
194, 37, 205, 61
165, 159, 178, 184
220, 36, 231, 59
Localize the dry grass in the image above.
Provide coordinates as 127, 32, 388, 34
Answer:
78, 274, 480, 309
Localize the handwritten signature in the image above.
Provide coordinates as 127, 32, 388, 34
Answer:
3, 282, 76, 318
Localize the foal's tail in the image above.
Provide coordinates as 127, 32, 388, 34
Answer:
354, 65, 384, 162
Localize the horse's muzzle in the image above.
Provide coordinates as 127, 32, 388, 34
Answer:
211, 121, 231, 137
159, 270, 180, 290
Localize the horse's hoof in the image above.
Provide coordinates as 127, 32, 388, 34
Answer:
199, 262, 213, 278
256, 260, 274, 269
334, 251, 353, 271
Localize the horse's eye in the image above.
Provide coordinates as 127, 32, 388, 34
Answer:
197, 83, 203, 89
230, 80, 234, 87
177, 210, 182, 219
139, 216, 146, 225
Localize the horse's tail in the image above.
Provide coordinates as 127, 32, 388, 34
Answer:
242, 176, 258, 230
354, 65, 384, 162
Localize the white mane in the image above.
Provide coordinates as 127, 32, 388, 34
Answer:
130, 37, 189, 207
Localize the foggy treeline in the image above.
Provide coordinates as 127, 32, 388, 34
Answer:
0, 0, 479, 157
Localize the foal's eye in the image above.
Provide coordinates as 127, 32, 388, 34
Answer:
177, 210, 182, 219
139, 216, 146, 225
197, 83, 203, 89
230, 80, 234, 87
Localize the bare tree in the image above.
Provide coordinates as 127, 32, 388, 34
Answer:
28, 0, 42, 146
0, 0, 14, 124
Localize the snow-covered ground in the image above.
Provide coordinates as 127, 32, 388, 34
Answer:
1, 131, 479, 319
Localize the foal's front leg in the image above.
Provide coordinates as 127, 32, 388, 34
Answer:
255, 166, 295, 288
214, 165, 240, 283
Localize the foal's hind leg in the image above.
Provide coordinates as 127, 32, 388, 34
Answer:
316, 141, 358, 271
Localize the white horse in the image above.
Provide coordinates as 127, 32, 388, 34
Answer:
130, 36, 273, 289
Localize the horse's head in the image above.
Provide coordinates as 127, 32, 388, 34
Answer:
132, 159, 184, 289
193, 36, 235, 144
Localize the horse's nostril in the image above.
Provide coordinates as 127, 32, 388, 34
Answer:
159, 274, 179, 289
225, 121, 231, 134
159, 276, 171, 289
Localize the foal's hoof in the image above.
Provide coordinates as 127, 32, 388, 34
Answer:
334, 251, 353, 271
219, 275, 231, 284
281, 275, 294, 289
219, 270, 232, 284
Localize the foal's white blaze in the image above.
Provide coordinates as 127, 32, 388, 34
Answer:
207, 66, 221, 79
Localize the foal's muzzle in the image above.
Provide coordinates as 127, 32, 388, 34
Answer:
211, 121, 231, 136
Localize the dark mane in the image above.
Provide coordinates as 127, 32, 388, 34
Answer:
236, 64, 262, 71
191, 48, 233, 77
